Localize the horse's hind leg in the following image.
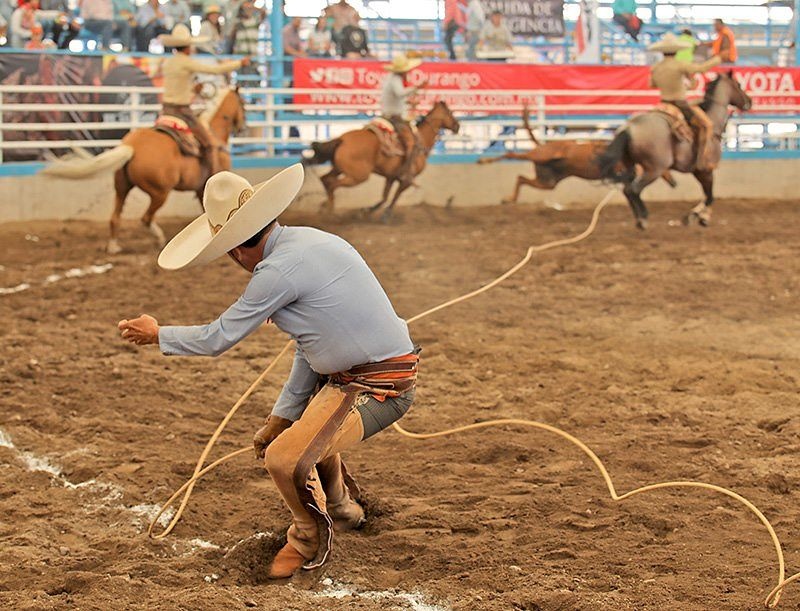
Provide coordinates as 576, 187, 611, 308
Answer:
108, 168, 133, 255
685, 170, 714, 226
623, 169, 660, 230
140, 190, 169, 248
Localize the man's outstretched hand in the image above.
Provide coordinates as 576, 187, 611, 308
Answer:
253, 415, 293, 460
118, 314, 160, 346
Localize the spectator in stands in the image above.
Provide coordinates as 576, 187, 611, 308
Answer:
80, 0, 115, 49
110, 0, 135, 50
10, 0, 38, 48
282, 15, 305, 68
135, 0, 167, 51
197, 5, 223, 54
675, 28, 696, 62
479, 9, 513, 60
307, 16, 332, 57
231, 0, 263, 58
323, 0, 358, 54
443, 17, 460, 60
39, 0, 81, 49
465, 0, 485, 60
612, 0, 641, 42
701, 18, 737, 63
162, 0, 190, 31
339, 20, 371, 58
24, 22, 43, 47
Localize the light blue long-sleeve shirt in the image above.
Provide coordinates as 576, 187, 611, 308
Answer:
158, 224, 413, 421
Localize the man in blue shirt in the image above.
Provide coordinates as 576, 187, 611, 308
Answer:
118, 165, 418, 579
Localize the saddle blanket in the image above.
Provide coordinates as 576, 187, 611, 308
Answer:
650, 103, 695, 143
366, 118, 405, 157
153, 115, 201, 157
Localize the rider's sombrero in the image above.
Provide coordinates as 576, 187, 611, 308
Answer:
648, 33, 693, 54
384, 53, 422, 73
159, 24, 210, 47
157, 165, 304, 270
204, 4, 222, 16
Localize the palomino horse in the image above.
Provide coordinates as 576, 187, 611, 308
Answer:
43, 88, 246, 253
478, 105, 676, 204
599, 71, 751, 229
304, 101, 460, 221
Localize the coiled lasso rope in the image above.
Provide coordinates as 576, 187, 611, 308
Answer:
148, 191, 796, 607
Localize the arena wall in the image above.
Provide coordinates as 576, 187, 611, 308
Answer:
0, 158, 796, 223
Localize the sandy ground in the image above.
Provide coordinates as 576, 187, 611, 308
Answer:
1, 198, 799, 611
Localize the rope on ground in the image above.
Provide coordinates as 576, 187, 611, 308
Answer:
148, 190, 794, 607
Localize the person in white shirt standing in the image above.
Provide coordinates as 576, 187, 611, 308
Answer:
380, 53, 424, 185
465, 0, 485, 61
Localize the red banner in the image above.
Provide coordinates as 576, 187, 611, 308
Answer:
293, 58, 800, 114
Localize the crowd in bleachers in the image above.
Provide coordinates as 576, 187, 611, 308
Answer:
0, 0, 756, 68
0, 0, 379, 57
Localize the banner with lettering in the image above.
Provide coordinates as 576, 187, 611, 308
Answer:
293, 58, 800, 114
446, 0, 565, 37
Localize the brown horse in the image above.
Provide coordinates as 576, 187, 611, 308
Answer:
42, 88, 246, 253
304, 101, 460, 221
478, 106, 676, 204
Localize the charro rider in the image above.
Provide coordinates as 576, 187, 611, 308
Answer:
117, 165, 418, 579
158, 24, 250, 175
648, 32, 729, 171
380, 52, 426, 184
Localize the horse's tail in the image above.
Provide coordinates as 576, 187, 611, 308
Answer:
522, 104, 540, 146
41, 145, 134, 179
598, 129, 631, 181
302, 138, 343, 166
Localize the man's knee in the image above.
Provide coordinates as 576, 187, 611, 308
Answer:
264, 438, 301, 483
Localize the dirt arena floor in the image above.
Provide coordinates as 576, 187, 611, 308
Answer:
1, 197, 799, 611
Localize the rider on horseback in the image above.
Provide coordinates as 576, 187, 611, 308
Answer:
380, 53, 425, 184
648, 33, 728, 171
159, 24, 250, 175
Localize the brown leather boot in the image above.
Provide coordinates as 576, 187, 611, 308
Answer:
267, 543, 307, 579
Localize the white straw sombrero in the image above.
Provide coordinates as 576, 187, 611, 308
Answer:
159, 23, 210, 47
648, 33, 693, 54
384, 53, 422, 73
158, 164, 304, 271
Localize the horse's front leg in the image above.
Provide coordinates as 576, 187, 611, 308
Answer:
685, 170, 714, 227
366, 177, 395, 214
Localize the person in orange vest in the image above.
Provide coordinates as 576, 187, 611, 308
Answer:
701, 19, 737, 63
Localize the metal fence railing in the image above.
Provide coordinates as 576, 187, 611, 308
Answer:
1, 83, 798, 167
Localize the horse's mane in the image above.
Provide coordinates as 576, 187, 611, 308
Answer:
700, 76, 722, 112
199, 86, 231, 126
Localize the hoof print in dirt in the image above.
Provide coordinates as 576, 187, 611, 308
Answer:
221, 531, 285, 585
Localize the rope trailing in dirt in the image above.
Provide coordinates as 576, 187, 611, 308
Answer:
148, 190, 794, 607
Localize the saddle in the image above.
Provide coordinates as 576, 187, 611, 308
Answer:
650, 103, 695, 144
365, 117, 405, 157
153, 115, 202, 158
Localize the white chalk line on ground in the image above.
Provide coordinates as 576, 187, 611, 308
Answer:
0, 263, 113, 296
0, 426, 177, 533
312, 579, 449, 611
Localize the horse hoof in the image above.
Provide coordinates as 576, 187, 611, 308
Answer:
698, 216, 711, 227
636, 218, 648, 231
106, 240, 122, 255
501, 197, 514, 205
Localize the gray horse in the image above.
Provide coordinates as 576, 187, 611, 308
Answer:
599, 71, 752, 229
